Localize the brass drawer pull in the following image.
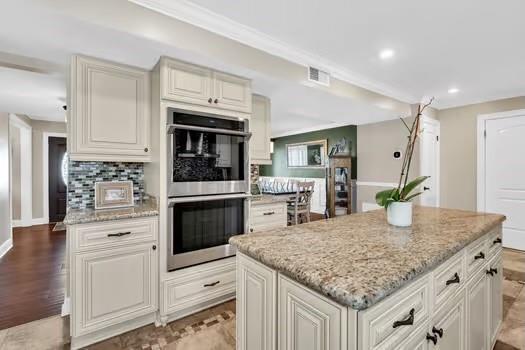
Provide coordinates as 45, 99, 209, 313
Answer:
107, 231, 131, 237
204, 281, 220, 287
392, 308, 415, 328
446, 272, 460, 286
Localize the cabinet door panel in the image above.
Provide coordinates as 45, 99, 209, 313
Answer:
73, 243, 157, 336
213, 72, 252, 113
162, 59, 213, 105
466, 269, 488, 350
431, 291, 466, 350
250, 95, 272, 164
488, 255, 503, 348
71, 56, 150, 161
237, 254, 276, 350
396, 323, 429, 350
279, 275, 346, 350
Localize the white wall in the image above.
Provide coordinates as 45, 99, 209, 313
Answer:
0, 112, 12, 257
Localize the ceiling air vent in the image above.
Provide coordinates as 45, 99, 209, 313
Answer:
308, 66, 330, 86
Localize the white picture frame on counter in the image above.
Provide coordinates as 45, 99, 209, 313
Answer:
94, 180, 134, 209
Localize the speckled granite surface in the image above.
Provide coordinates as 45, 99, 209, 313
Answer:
250, 194, 290, 205
63, 197, 158, 225
229, 206, 505, 310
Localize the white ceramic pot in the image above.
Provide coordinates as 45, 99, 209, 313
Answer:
387, 201, 413, 227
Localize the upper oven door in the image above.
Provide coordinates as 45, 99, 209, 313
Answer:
168, 111, 251, 197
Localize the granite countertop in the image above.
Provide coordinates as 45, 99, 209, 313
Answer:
250, 194, 290, 205
229, 206, 505, 310
63, 198, 158, 225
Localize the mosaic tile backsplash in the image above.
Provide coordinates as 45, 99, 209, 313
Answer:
67, 161, 146, 209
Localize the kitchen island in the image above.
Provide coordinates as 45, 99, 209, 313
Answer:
230, 206, 505, 350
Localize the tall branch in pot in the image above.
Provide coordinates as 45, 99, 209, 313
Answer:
376, 98, 434, 208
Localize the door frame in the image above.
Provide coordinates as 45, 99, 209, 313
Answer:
9, 114, 32, 227
43, 132, 67, 224
476, 108, 525, 212
419, 115, 441, 207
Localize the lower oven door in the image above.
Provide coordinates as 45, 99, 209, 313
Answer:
168, 193, 248, 271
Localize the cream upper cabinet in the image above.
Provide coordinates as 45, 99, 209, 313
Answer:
213, 72, 252, 113
159, 57, 252, 114
161, 58, 213, 106
69, 55, 151, 162
250, 95, 272, 164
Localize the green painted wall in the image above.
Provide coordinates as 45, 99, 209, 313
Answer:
260, 125, 357, 179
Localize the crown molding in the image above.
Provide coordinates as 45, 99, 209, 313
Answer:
129, 0, 418, 103
271, 121, 356, 139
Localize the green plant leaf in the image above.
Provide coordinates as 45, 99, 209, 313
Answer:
404, 191, 424, 201
400, 176, 430, 199
375, 188, 400, 208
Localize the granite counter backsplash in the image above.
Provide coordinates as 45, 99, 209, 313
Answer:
67, 161, 146, 209
229, 206, 505, 310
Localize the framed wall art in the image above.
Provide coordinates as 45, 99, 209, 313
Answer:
94, 180, 134, 209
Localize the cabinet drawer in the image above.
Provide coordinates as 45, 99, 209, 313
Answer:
74, 217, 157, 252
359, 275, 431, 350
164, 258, 236, 314
433, 251, 465, 308
486, 226, 503, 259
250, 203, 286, 225
466, 236, 488, 278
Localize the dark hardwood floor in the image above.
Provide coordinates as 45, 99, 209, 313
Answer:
0, 223, 66, 330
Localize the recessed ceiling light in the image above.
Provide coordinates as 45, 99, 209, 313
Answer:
379, 49, 395, 60
448, 87, 460, 94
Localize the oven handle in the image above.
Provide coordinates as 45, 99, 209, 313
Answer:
168, 193, 251, 206
167, 123, 252, 139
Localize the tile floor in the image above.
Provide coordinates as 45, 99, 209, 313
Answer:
0, 250, 523, 350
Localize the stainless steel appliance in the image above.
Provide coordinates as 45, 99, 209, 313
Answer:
167, 193, 249, 271
167, 109, 251, 197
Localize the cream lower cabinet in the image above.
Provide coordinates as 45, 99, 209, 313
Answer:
236, 254, 277, 350
429, 290, 466, 350
68, 217, 158, 349
249, 201, 287, 233
487, 254, 503, 348
236, 225, 503, 350
279, 275, 348, 350
466, 268, 488, 350
69, 55, 151, 162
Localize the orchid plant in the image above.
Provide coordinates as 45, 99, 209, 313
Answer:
375, 98, 434, 208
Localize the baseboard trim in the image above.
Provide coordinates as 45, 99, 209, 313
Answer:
32, 217, 49, 225
12, 220, 33, 228
61, 297, 70, 316
356, 181, 397, 188
0, 238, 13, 258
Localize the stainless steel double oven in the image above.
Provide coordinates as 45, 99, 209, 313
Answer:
167, 108, 251, 271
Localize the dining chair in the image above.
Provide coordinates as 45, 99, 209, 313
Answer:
287, 181, 315, 225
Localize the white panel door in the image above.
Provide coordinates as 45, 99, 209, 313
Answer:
419, 117, 440, 207
485, 114, 525, 250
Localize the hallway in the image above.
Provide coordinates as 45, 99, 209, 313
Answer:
0, 224, 66, 330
